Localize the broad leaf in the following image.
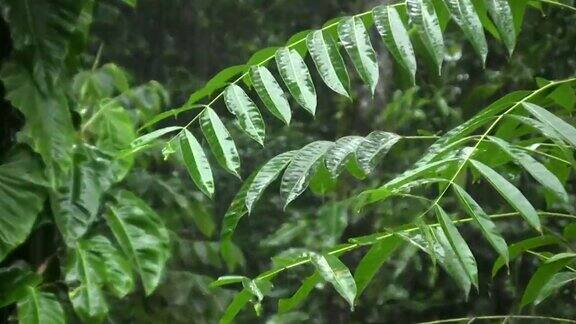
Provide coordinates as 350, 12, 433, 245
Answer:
488, 136, 569, 206
373, 5, 417, 83
435, 205, 479, 289
180, 130, 215, 198
444, 0, 488, 64
306, 30, 350, 97
452, 184, 509, 264
0, 264, 42, 308
353, 236, 402, 297
280, 141, 333, 208
200, 107, 241, 178
223, 84, 266, 145
275, 47, 317, 115
338, 16, 379, 94
470, 160, 541, 231
250, 66, 292, 125
0, 150, 46, 262
325, 136, 364, 178
220, 288, 252, 324
356, 131, 401, 175
521, 253, 576, 307
311, 253, 357, 309
407, 0, 445, 74
485, 0, 516, 55
17, 288, 65, 324
492, 235, 561, 277
246, 151, 297, 213
105, 190, 170, 295
278, 272, 322, 313
523, 102, 576, 148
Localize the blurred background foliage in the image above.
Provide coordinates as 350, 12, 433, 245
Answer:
1, 0, 576, 323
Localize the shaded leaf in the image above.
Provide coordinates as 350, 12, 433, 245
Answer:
535, 272, 576, 305
17, 288, 65, 324
521, 253, 576, 307
278, 272, 321, 313
0, 264, 42, 308
492, 235, 560, 276
353, 236, 402, 297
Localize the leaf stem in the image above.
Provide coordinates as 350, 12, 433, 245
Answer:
417, 314, 576, 324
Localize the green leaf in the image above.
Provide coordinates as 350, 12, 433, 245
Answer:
325, 136, 364, 178
139, 104, 205, 131
286, 30, 312, 57
488, 136, 569, 206
250, 66, 292, 125
373, 5, 417, 83
523, 102, 576, 148
444, 0, 488, 65
105, 190, 170, 295
549, 83, 576, 111
223, 84, 266, 145
280, 141, 333, 208
180, 130, 215, 198
311, 253, 357, 309
535, 272, 576, 305
492, 235, 561, 277
185, 65, 247, 105
210, 275, 247, 288
246, 151, 297, 213
131, 126, 182, 148
353, 236, 402, 297
434, 205, 479, 289
200, 107, 241, 178
278, 272, 322, 313
484, 0, 516, 55
275, 47, 317, 115
220, 288, 252, 324
65, 242, 108, 322
521, 253, 576, 307
356, 131, 401, 175
17, 287, 65, 324
220, 173, 256, 240
1, 62, 76, 182
338, 16, 379, 94
0, 150, 46, 262
407, 0, 445, 75
470, 160, 541, 231
0, 264, 42, 308
306, 30, 350, 97
452, 184, 509, 265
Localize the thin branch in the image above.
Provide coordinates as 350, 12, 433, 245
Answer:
417, 314, 576, 324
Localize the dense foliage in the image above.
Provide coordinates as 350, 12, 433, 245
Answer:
1, 0, 576, 323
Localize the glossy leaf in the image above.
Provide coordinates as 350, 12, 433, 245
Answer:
488, 136, 569, 205
492, 235, 561, 277
0, 150, 46, 262
275, 47, 317, 115
223, 84, 266, 145
278, 272, 321, 313
180, 130, 215, 198
485, 0, 516, 55
17, 288, 65, 324
131, 126, 182, 148
444, 0, 488, 65
356, 131, 401, 175
521, 253, 576, 307
200, 107, 241, 178
470, 160, 541, 231
246, 151, 297, 213
353, 236, 402, 297
324, 136, 364, 178
523, 102, 576, 148
435, 205, 479, 289
338, 16, 379, 94
306, 30, 350, 97
280, 141, 333, 208
311, 253, 357, 309
0, 264, 42, 308
373, 5, 417, 83
105, 190, 170, 295
407, 0, 445, 74
250, 66, 292, 125
452, 185, 509, 264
